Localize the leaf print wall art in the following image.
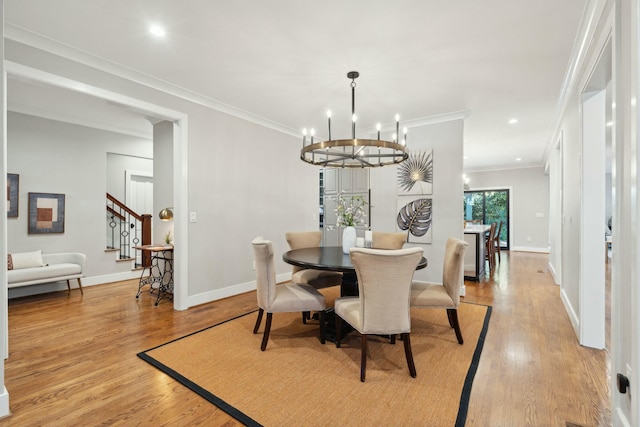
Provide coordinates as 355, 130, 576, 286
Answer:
397, 197, 432, 244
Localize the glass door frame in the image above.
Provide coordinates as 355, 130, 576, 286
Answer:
464, 188, 510, 250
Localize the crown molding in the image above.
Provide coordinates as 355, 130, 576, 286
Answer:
4, 23, 301, 138
363, 109, 471, 134
542, 0, 610, 164
8, 102, 152, 139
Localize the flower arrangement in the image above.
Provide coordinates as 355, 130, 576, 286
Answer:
331, 192, 367, 227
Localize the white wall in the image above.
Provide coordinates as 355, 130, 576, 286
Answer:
7, 112, 153, 297
370, 118, 464, 283
465, 167, 549, 252
4, 38, 319, 305
106, 153, 153, 203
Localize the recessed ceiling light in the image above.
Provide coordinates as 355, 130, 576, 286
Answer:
508, 118, 518, 125
516, 157, 522, 162
149, 25, 166, 37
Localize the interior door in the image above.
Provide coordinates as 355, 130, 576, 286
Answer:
126, 170, 153, 264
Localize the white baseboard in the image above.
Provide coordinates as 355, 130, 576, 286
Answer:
560, 287, 579, 340
187, 272, 291, 308
547, 262, 560, 285
0, 387, 9, 419
81, 271, 140, 286
7, 271, 141, 299
511, 246, 550, 253
615, 407, 632, 427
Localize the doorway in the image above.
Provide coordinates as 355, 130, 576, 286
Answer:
464, 189, 510, 249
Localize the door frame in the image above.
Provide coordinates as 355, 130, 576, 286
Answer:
465, 186, 513, 250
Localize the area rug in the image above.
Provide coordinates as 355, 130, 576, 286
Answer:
138, 298, 491, 427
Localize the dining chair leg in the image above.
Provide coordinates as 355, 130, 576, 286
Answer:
260, 312, 273, 351
401, 333, 417, 378
302, 311, 310, 324
360, 334, 368, 382
390, 334, 396, 345
447, 308, 464, 344
253, 308, 264, 334
318, 310, 326, 344
335, 314, 342, 348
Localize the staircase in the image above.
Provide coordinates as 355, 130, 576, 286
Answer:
106, 193, 152, 268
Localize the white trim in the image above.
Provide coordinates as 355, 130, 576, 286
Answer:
186, 272, 290, 308
8, 102, 151, 139
543, 0, 609, 166
364, 109, 471, 133
547, 261, 559, 285
560, 286, 580, 340
4, 24, 300, 139
0, 387, 9, 419
615, 408, 632, 427
81, 271, 141, 286
511, 246, 549, 253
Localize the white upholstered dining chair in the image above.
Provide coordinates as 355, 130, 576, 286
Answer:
371, 231, 406, 249
251, 237, 326, 351
410, 237, 468, 344
334, 246, 424, 382
285, 231, 342, 289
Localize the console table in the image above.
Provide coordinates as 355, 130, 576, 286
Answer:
134, 244, 174, 306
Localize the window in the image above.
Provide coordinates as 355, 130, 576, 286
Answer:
464, 189, 509, 249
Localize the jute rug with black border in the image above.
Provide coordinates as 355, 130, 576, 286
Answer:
138, 294, 491, 427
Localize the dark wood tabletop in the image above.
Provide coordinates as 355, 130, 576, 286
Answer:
283, 246, 427, 273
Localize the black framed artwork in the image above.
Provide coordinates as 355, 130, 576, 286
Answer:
7, 174, 19, 218
28, 192, 65, 234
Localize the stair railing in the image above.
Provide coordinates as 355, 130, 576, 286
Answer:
106, 193, 152, 267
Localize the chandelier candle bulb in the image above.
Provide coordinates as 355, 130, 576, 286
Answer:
403, 127, 408, 145
352, 114, 357, 139
302, 128, 307, 147
395, 114, 400, 141
327, 110, 332, 141
310, 128, 315, 144
376, 123, 381, 140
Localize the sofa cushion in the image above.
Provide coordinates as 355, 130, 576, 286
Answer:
7, 263, 81, 284
9, 250, 45, 270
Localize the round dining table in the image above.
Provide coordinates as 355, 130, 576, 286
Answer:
283, 246, 428, 296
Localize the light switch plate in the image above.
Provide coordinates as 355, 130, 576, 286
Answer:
189, 211, 197, 223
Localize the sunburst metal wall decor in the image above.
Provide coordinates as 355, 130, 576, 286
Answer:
397, 150, 433, 195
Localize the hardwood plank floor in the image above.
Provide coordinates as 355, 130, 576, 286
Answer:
0, 251, 610, 426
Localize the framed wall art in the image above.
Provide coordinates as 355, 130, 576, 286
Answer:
396, 196, 432, 244
397, 149, 433, 195
7, 173, 19, 218
28, 192, 65, 234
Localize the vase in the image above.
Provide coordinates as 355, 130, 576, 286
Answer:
342, 226, 357, 254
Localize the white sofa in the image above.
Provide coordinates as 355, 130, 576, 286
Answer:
8, 251, 86, 294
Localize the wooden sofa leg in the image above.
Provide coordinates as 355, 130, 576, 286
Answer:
67, 280, 71, 293
77, 278, 84, 295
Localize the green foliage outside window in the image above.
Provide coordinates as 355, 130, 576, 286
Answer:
463, 190, 508, 245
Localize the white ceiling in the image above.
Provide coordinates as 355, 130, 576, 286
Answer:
4, 0, 587, 172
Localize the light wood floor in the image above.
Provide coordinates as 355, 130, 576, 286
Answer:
0, 251, 610, 426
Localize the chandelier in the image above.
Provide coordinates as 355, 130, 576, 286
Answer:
300, 71, 409, 168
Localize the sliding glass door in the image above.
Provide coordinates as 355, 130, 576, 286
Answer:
464, 189, 509, 249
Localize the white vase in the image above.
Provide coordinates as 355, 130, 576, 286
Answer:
342, 226, 357, 254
